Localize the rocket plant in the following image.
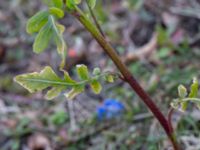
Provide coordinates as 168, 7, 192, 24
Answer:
14, 0, 200, 149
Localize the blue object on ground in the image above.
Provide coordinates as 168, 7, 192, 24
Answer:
96, 99, 125, 120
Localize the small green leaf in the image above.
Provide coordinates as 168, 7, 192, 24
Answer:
180, 102, 187, 112
31, 15, 67, 68
45, 86, 65, 100
74, 0, 82, 4
179, 77, 199, 111
178, 84, 187, 98
15, 65, 115, 100
87, 0, 96, 9
90, 80, 102, 94
92, 67, 101, 76
66, 0, 76, 10
62, 70, 76, 84
76, 64, 89, 80
49, 16, 67, 69
64, 86, 84, 100
66, 0, 81, 10
105, 74, 114, 83
33, 18, 53, 53
170, 100, 179, 110
49, 7, 64, 18
52, 0, 64, 8
26, 11, 49, 34
189, 77, 198, 98
189, 77, 199, 109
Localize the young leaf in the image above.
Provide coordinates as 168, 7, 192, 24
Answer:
87, 0, 96, 9
52, 0, 64, 9
180, 77, 199, 111
93, 67, 101, 76
66, 0, 76, 10
105, 74, 114, 83
33, 18, 53, 53
26, 11, 49, 34
49, 7, 64, 18
170, 100, 179, 110
177, 85, 187, 111
66, 0, 81, 10
189, 77, 200, 109
49, 16, 66, 69
33, 15, 67, 68
62, 70, 76, 84
90, 79, 102, 94
64, 86, 84, 100
178, 85, 187, 98
45, 86, 66, 100
180, 102, 187, 112
76, 64, 89, 80
189, 77, 198, 98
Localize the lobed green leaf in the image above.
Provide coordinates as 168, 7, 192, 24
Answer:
33, 18, 53, 53
15, 65, 118, 100
45, 86, 66, 100
65, 86, 84, 100
14, 66, 79, 100
49, 7, 64, 18
26, 11, 49, 34
49, 16, 67, 69
14, 66, 66, 93
32, 15, 66, 68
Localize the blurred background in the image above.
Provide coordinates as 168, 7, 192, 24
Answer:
1, 0, 200, 149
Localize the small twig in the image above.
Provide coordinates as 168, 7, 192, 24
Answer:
167, 107, 175, 133
86, 0, 105, 37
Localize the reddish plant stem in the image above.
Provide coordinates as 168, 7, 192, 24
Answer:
168, 107, 175, 133
125, 75, 171, 133
127, 75, 179, 150
72, 7, 179, 150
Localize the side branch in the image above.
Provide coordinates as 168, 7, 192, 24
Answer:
86, 0, 105, 37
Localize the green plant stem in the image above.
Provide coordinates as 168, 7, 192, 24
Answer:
180, 97, 200, 102
86, 0, 105, 37
71, 7, 179, 150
